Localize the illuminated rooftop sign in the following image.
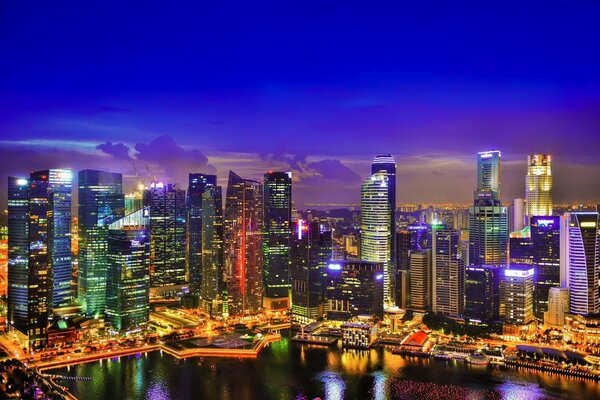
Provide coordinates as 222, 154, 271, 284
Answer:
580, 221, 597, 228
504, 268, 534, 278
328, 263, 342, 270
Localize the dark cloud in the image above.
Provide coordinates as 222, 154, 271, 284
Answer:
261, 151, 360, 183
96, 141, 132, 160
134, 135, 216, 182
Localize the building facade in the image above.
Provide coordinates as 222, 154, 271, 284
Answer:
525, 154, 553, 218
531, 216, 560, 320
200, 185, 224, 316
499, 264, 535, 325
409, 250, 431, 313
465, 265, 503, 323
432, 228, 464, 317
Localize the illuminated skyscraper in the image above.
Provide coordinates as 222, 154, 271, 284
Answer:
263, 172, 292, 298
565, 213, 600, 316
432, 227, 464, 317
187, 173, 217, 294
78, 170, 124, 317
143, 182, 187, 289
201, 185, 225, 316
371, 154, 396, 273
531, 216, 560, 320
105, 208, 151, 333
224, 171, 263, 316
291, 219, 332, 323
499, 264, 535, 325
409, 249, 431, 312
476, 150, 501, 195
7, 177, 30, 339
465, 265, 503, 323
360, 171, 392, 306
525, 154, 553, 217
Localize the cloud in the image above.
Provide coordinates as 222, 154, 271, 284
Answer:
96, 141, 132, 160
260, 150, 360, 183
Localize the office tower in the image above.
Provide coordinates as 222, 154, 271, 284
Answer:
476, 150, 501, 195
409, 249, 431, 312
224, 171, 263, 316
371, 155, 396, 277
499, 264, 535, 325
324, 260, 384, 321
291, 220, 332, 323
432, 228, 464, 317
544, 287, 569, 328
7, 177, 30, 337
143, 182, 187, 289
465, 265, 503, 323
200, 186, 224, 316
531, 216, 560, 320
187, 173, 217, 294
105, 208, 151, 333
78, 170, 124, 317
360, 171, 392, 306
469, 152, 509, 266
30, 170, 73, 310
565, 213, 600, 316
395, 230, 411, 308
513, 198, 525, 232
263, 172, 292, 298
509, 226, 533, 264
526, 154, 553, 217
124, 190, 143, 215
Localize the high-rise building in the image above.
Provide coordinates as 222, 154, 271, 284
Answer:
224, 171, 263, 316
30, 170, 73, 310
465, 265, 503, 323
324, 260, 384, 321
513, 198, 525, 232
469, 193, 509, 266
565, 213, 600, 316
291, 220, 332, 323
409, 249, 431, 313
7, 177, 30, 338
124, 190, 143, 215
432, 228, 464, 317
143, 182, 187, 289
105, 208, 151, 333
200, 186, 224, 316
499, 264, 535, 325
509, 226, 533, 264
531, 216, 560, 320
360, 171, 392, 306
544, 287, 569, 328
187, 173, 217, 295
78, 170, 124, 317
526, 154, 553, 217
263, 172, 292, 298
371, 155, 396, 277
476, 150, 501, 195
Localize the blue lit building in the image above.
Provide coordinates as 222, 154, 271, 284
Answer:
530, 216, 560, 320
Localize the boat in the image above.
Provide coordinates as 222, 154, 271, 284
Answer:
466, 352, 490, 366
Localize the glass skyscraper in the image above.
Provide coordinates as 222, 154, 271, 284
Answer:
526, 154, 553, 218
187, 173, 217, 295
224, 171, 263, 316
360, 171, 392, 306
531, 216, 560, 320
143, 182, 187, 289
371, 154, 396, 277
565, 212, 600, 316
263, 172, 292, 298
432, 227, 464, 317
465, 265, 503, 323
105, 208, 151, 333
476, 150, 501, 195
201, 185, 225, 316
78, 170, 124, 317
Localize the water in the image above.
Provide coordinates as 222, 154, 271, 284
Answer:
50, 335, 600, 400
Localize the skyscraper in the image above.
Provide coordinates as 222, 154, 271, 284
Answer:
432, 227, 464, 317
371, 154, 396, 276
360, 171, 392, 306
513, 198, 525, 232
263, 172, 292, 298
7, 177, 30, 338
105, 208, 151, 333
469, 152, 509, 266
526, 154, 553, 218
143, 182, 187, 289
291, 219, 332, 323
476, 150, 501, 195
187, 173, 217, 295
201, 185, 225, 316
531, 216, 560, 320
30, 169, 73, 310
499, 264, 535, 325
78, 170, 124, 317
508, 226, 533, 264
465, 265, 503, 323
565, 213, 600, 316
409, 249, 431, 313
224, 171, 263, 316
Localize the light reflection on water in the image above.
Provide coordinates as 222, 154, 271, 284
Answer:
49, 335, 600, 400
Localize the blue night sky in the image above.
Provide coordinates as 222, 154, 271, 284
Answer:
1, 2, 600, 208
